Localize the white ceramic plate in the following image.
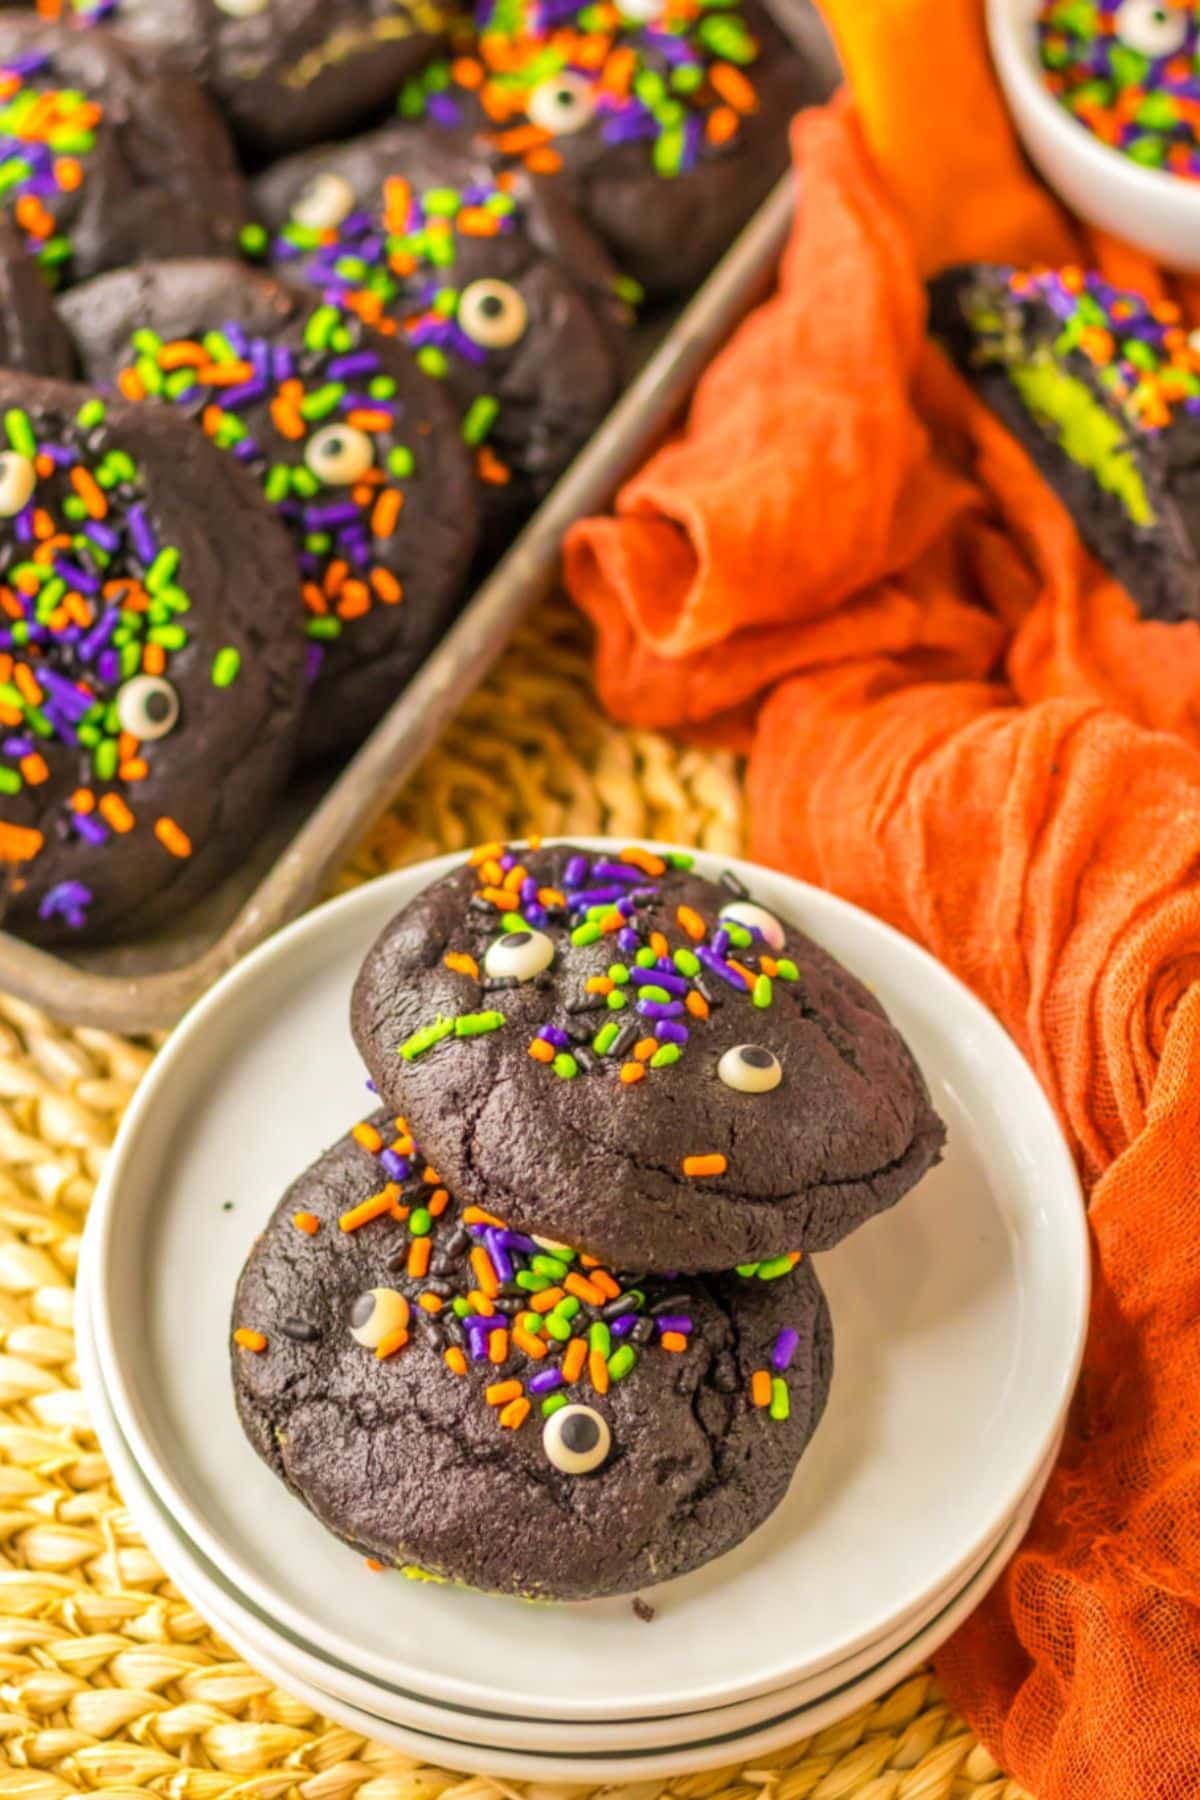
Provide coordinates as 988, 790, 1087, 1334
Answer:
87, 843, 1088, 1723
81, 1282, 1053, 1782
77, 1233, 1048, 1753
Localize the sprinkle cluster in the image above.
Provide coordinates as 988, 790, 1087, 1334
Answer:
1005, 265, 1200, 430
236, 1111, 805, 1436
398, 0, 766, 178
0, 398, 205, 924
113, 306, 417, 675
1038, 0, 1200, 180
0, 47, 100, 287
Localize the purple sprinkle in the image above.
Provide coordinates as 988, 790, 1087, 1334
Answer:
525, 902, 548, 926
538, 1024, 570, 1049
128, 505, 157, 567
306, 643, 325, 683
617, 928, 640, 953
610, 1312, 639, 1338
528, 1367, 565, 1394
630, 966, 688, 995
499, 1231, 539, 1253
273, 346, 296, 383
71, 811, 108, 846
698, 945, 750, 991
326, 350, 382, 382
712, 928, 731, 956
53, 559, 100, 596
2, 735, 32, 756
564, 855, 590, 888
379, 1150, 410, 1182
304, 502, 362, 531
37, 880, 92, 928
223, 321, 250, 357
38, 670, 92, 719
655, 1020, 689, 1044
427, 93, 465, 128
520, 877, 539, 903
484, 1228, 514, 1285
97, 648, 121, 686
592, 859, 648, 884
771, 1328, 799, 1373
656, 1315, 693, 1335
83, 522, 120, 553
232, 437, 261, 463
637, 999, 683, 1020
220, 380, 269, 412
500, 852, 516, 871
43, 705, 77, 742
571, 885, 624, 909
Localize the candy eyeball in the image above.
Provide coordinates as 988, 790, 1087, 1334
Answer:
350, 1288, 410, 1349
292, 171, 356, 232
533, 1234, 574, 1254
457, 279, 529, 350
528, 71, 597, 136
1114, 0, 1188, 54
543, 1403, 611, 1475
616, 0, 666, 20
484, 927, 555, 981
116, 675, 180, 742
719, 900, 786, 952
718, 1044, 783, 1094
305, 422, 375, 486
0, 451, 36, 518
213, 0, 270, 13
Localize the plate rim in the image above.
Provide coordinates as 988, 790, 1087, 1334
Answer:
87, 840, 1090, 1720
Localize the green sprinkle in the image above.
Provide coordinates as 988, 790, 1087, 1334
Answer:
769, 1377, 790, 1422
544, 1313, 572, 1342
0, 767, 21, 796
552, 1295, 580, 1320
210, 646, 242, 690
398, 1016, 455, 1060
304, 305, 342, 351
775, 958, 799, 981
593, 1020, 619, 1056
299, 382, 346, 421
93, 739, 118, 782
552, 1051, 579, 1080
606, 990, 628, 1011
146, 548, 180, 594
62, 495, 87, 522
203, 330, 235, 363
516, 1271, 551, 1293
264, 466, 291, 504
541, 1393, 569, 1418
589, 1321, 611, 1358
608, 1345, 637, 1382
756, 1255, 796, 1281
409, 1207, 433, 1237
148, 625, 188, 650
306, 616, 342, 641
388, 445, 416, 480
635, 947, 658, 967
239, 222, 268, 257
5, 410, 35, 458
673, 948, 700, 977
417, 346, 449, 379
668, 852, 695, 868
75, 397, 106, 430
462, 394, 500, 446
736, 1262, 761, 1277
724, 921, 753, 948
452, 1297, 471, 1318
454, 1009, 506, 1037
501, 910, 525, 931
650, 1043, 681, 1068
753, 974, 773, 1009
638, 983, 671, 1004
369, 376, 398, 400
614, 273, 645, 307
607, 963, 631, 985
532, 1255, 568, 1279
517, 1311, 544, 1334
571, 921, 602, 947
291, 466, 321, 499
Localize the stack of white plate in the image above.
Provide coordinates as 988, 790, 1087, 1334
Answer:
78, 845, 1090, 1782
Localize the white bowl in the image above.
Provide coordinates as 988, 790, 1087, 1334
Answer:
988, 0, 1200, 271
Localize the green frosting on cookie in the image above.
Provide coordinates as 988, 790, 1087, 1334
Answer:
1007, 351, 1156, 529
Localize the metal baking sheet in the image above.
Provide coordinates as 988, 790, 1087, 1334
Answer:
0, 169, 802, 1033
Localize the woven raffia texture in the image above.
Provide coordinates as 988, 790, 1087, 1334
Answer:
0, 598, 1031, 1800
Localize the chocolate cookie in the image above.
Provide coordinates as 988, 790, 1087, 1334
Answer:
350, 842, 947, 1272
61, 259, 479, 761
0, 373, 306, 945
0, 220, 77, 378
394, 0, 829, 297
232, 1109, 833, 1600
0, 19, 249, 291
254, 128, 629, 541
26, 0, 450, 161
930, 262, 1200, 625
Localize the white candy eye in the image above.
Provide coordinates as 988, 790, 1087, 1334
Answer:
292, 171, 355, 231
528, 71, 596, 136
543, 1403, 611, 1475
305, 422, 375, 486
718, 1044, 782, 1094
720, 900, 786, 952
0, 451, 36, 518
214, 0, 270, 14
533, 1235, 573, 1253
484, 927, 554, 980
116, 675, 179, 741
458, 279, 528, 350
1114, 0, 1188, 54
350, 1288, 410, 1349
616, 0, 666, 21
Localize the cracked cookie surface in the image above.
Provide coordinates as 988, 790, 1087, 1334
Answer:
232, 1110, 833, 1601
350, 842, 947, 1271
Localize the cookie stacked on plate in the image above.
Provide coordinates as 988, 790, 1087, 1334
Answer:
232, 841, 946, 1601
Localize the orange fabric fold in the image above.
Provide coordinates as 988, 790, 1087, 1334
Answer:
561, 2, 1200, 1793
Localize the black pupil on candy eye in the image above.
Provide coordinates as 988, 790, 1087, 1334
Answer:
553, 88, 576, 108
479, 295, 505, 318
561, 1413, 600, 1453
351, 1294, 375, 1326
502, 929, 531, 946
321, 435, 345, 456
740, 1047, 774, 1069
144, 690, 172, 723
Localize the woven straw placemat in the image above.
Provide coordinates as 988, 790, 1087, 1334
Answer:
0, 598, 1032, 1800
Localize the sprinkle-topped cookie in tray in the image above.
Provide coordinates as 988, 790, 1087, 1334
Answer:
254, 129, 629, 544
393, 0, 827, 296
61, 259, 479, 761
0, 373, 306, 945
351, 842, 946, 1272
232, 1108, 833, 1600
930, 261, 1200, 624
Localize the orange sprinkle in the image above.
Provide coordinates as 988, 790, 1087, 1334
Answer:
471, 1245, 500, 1298
444, 1346, 468, 1376
526, 147, 564, 174
479, 857, 504, 886
530, 1285, 566, 1313
99, 795, 134, 834
292, 1212, 320, 1236
565, 1272, 607, 1307
463, 1204, 505, 1226
270, 397, 305, 441
759, 954, 779, 977
347, 410, 395, 434
751, 1370, 772, 1407
677, 905, 707, 941
620, 1062, 646, 1084
201, 405, 224, 440
118, 367, 147, 403
503, 863, 528, 892
372, 489, 404, 539
200, 359, 255, 388
476, 445, 512, 486
538, 886, 564, 907
154, 818, 192, 858
407, 1237, 432, 1279
728, 959, 756, 988
709, 62, 758, 114
13, 664, 41, 705
303, 581, 328, 616
323, 558, 349, 597
661, 1331, 687, 1353
589, 1350, 610, 1395
70, 466, 108, 520
70, 787, 94, 814
486, 1379, 523, 1406
234, 1329, 267, 1353
468, 1289, 493, 1314
422, 1164, 442, 1185
586, 976, 615, 996
562, 1338, 588, 1384
499, 1396, 531, 1430
445, 951, 480, 978
428, 1188, 450, 1217
528, 1038, 555, 1064
375, 1325, 410, 1360
159, 340, 208, 370
457, 205, 502, 236
686, 990, 710, 1020
337, 579, 372, 621
418, 1292, 444, 1315
480, 884, 515, 907
649, 931, 669, 958
340, 1184, 400, 1232
590, 1269, 621, 1301
119, 758, 149, 783
53, 156, 83, 191
580, 1253, 601, 1268
488, 1328, 509, 1364
512, 1325, 548, 1360
352, 1121, 383, 1152
18, 754, 47, 787
682, 1153, 728, 1178
600, 909, 625, 933
142, 643, 166, 676
451, 55, 485, 87
365, 1558, 384, 1572
469, 841, 506, 865
382, 175, 412, 235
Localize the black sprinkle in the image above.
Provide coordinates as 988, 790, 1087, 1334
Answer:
441, 1228, 470, 1261
631, 1317, 655, 1345
483, 975, 518, 992
694, 976, 722, 1008
281, 1318, 321, 1344
470, 895, 497, 913
611, 1021, 640, 1059
424, 1278, 454, 1298
493, 1296, 523, 1316
633, 1597, 656, 1623
566, 996, 606, 1015
573, 1047, 595, 1075
720, 869, 750, 899
566, 1017, 595, 1043
602, 1294, 640, 1320
650, 1294, 691, 1315
443, 1315, 466, 1349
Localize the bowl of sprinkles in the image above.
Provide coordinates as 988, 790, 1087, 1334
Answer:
988, 0, 1200, 269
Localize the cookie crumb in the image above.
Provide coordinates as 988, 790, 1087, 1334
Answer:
633, 1596, 656, 1623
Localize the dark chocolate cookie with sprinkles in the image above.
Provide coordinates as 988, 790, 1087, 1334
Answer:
0, 18, 249, 293
0, 219, 77, 378
394, 0, 831, 298
25, 0, 451, 161
253, 128, 630, 543
61, 259, 478, 761
232, 1110, 833, 1600
930, 262, 1200, 625
350, 842, 947, 1272
0, 372, 306, 945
